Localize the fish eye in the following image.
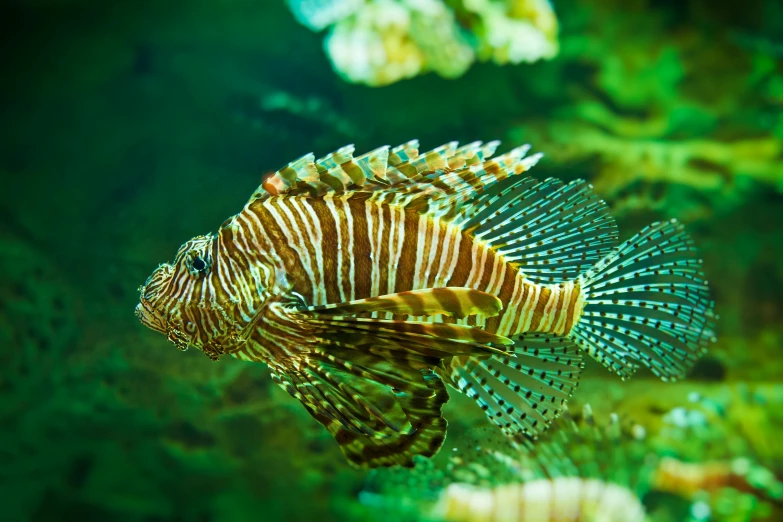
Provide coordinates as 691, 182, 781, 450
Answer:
192, 257, 206, 272
186, 251, 211, 276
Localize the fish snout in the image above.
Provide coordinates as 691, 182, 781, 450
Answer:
135, 299, 167, 334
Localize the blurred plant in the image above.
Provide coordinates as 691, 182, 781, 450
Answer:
505, 0, 782, 220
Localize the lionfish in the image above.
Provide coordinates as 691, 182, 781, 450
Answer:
136, 140, 715, 468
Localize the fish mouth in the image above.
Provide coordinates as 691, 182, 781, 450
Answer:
136, 263, 174, 334
135, 299, 167, 334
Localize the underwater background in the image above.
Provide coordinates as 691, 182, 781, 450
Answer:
1, 0, 782, 520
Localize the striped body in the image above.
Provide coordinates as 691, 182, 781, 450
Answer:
228, 194, 583, 364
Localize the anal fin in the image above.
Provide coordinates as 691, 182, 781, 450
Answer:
442, 333, 584, 442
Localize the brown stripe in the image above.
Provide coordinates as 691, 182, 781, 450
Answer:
349, 198, 372, 299
484, 264, 517, 334
477, 249, 497, 290
255, 201, 314, 301
508, 281, 529, 335
395, 210, 419, 293
288, 199, 325, 297
220, 218, 254, 274
549, 286, 567, 333
447, 230, 474, 286
310, 199, 341, 304
563, 283, 582, 335
377, 204, 392, 294
336, 199, 352, 300
529, 286, 553, 331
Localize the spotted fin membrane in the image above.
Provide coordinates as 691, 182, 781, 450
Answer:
442, 333, 584, 441
573, 219, 716, 380
459, 177, 619, 284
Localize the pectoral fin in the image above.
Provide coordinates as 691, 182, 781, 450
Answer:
304, 315, 512, 357
270, 347, 449, 468
299, 287, 504, 319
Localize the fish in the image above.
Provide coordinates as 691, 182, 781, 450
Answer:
135, 140, 716, 468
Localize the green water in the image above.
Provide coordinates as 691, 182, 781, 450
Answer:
1, 0, 781, 520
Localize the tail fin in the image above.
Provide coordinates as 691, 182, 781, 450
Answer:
570, 219, 716, 381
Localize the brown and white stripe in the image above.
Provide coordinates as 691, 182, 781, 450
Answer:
229, 195, 586, 344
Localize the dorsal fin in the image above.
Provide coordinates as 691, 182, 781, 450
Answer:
323, 145, 391, 189
388, 139, 419, 165
369, 144, 543, 220
249, 140, 416, 203
246, 140, 543, 213
459, 178, 620, 283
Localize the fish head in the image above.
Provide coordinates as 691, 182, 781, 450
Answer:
136, 233, 235, 357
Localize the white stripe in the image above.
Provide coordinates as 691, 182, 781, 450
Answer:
552, 282, 574, 335
519, 282, 540, 332
293, 197, 327, 305
266, 199, 319, 301
413, 215, 429, 289
442, 229, 462, 285
466, 241, 487, 288
423, 218, 441, 286
386, 205, 400, 293
323, 196, 346, 301
343, 195, 356, 300
540, 285, 560, 331
497, 274, 522, 336
434, 223, 453, 287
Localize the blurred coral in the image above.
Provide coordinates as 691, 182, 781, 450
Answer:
325, 0, 428, 86
361, 400, 783, 522
516, 121, 782, 198
464, 0, 558, 65
287, 0, 558, 85
504, 0, 783, 219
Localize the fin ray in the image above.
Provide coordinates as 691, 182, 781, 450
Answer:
572, 219, 716, 380
273, 355, 450, 468
247, 141, 544, 214
463, 178, 619, 283
303, 315, 513, 356
443, 333, 583, 441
